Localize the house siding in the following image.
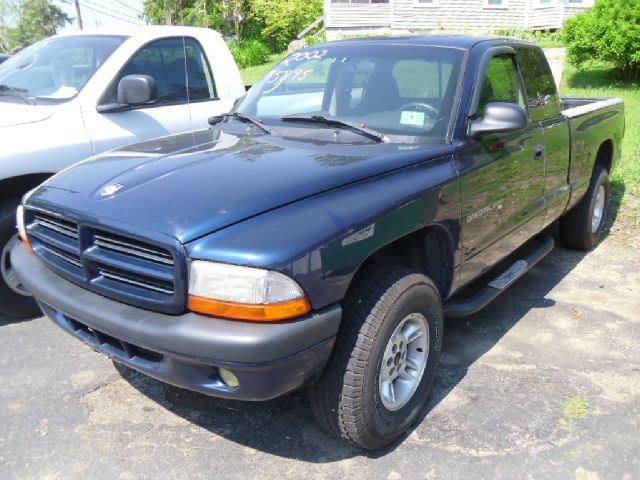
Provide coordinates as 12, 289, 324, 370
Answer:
528, 5, 561, 29
325, 0, 592, 39
325, 1, 392, 28
391, 0, 528, 32
562, 5, 588, 23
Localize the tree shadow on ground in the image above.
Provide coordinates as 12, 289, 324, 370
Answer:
564, 65, 640, 91
115, 206, 622, 463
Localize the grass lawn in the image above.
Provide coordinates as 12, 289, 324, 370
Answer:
239, 52, 287, 86
561, 63, 640, 236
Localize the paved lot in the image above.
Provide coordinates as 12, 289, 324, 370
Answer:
1, 234, 639, 480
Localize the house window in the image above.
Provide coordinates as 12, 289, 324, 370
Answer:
483, 0, 508, 9
415, 0, 439, 6
535, 0, 553, 7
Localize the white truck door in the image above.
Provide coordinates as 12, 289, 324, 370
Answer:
183, 36, 234, 130
80, 37, 192, 155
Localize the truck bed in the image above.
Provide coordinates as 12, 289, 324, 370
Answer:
561, 97, 623, 117
560, 96, 625, 214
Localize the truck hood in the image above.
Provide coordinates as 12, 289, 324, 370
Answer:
0, 102, 54, 128
27, 128, 452, 243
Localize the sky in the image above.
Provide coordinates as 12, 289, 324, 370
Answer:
54, 0, 147, 31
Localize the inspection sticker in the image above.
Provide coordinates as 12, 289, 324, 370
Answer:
400, 111, 425, 126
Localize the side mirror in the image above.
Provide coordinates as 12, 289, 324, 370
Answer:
97, 75, 159, 113
117, 74, 158, 105
468, 102, 527, 138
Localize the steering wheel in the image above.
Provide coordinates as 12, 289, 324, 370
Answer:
397, 102, 439, 120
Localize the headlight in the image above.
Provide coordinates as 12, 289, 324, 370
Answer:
188, 260, 310, 322
16, 205, 32, 251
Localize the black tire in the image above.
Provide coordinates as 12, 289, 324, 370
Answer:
309, 264, 443, 449
560, 165, 610, 251
0, 199, 41, 318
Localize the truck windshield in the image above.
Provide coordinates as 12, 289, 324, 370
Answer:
236, 44, 464, 140
0, 35, 126, 103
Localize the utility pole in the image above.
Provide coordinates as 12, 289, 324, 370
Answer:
75, 0, 83, 29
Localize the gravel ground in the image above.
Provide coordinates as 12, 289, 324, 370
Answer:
1, 234, 639, 480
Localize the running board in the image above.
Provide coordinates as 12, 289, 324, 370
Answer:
443, 234, 555, 318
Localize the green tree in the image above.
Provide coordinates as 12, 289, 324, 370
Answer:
144, 0, 252, 38
249, 0, 322, 51
563, 0, 640, 80
0, 0, 18, 53
8, 0, 69, 51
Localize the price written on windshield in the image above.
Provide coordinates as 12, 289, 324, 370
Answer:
264, 69, 314, 93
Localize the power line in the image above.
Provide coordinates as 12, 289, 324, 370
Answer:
78, 2, 143, 25
111, 0, 144, 16
82, 0, 143, 22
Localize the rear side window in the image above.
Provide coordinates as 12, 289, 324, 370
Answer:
477, 55, 525, 117
516, 47, 560, 121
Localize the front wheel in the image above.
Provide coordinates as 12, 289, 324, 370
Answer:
560, 165, 610, 251
309, 264, 443, 449
0, 199, 41, 319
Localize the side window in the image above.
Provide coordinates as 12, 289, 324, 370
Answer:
516, 47, 560, 121
102, 37, 187, 106
184, 37, 217, 101
477, 55, 526, 117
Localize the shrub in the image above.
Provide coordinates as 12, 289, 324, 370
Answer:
563, 0, 640, 80
228, 39, 271, 69
304, 30, 326, 47
250, 0, 323, 52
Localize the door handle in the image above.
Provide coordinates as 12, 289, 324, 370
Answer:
534, 145, 545, 160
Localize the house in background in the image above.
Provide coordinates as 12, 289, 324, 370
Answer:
324, 0, 594, 40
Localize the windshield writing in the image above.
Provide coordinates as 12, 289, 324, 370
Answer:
236, 45, 464, 140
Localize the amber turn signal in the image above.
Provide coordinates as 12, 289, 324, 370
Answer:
16, 205, 33, 252
188, 295, 311, 322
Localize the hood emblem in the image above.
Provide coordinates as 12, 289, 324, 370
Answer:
100, 183, 124, 196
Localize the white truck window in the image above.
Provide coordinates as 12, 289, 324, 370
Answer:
0, 35, 125, 102
184, 37, 217, 102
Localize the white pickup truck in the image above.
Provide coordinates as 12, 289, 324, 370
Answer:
0, 26, 246, 318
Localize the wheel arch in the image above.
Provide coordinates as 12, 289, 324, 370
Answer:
0, 173, 54, 203
346, 223, 456, 301
594, 139, 614, 174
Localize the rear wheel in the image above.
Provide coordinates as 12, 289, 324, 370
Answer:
309, 264, 443, 449
0, 199, 40, 318
560, 165, 610, 251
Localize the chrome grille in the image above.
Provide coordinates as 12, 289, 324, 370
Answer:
40, 242, 82, 268
98, 266, 174, 295
34, 213, 78, 239
26, 208, 180, 313
94, 232, 174, 266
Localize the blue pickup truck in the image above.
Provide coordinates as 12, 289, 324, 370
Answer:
12, 36, 624, 449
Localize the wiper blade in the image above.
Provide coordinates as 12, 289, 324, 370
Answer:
0, 84, 34, 105
281, 115, 389, 143
209, 112, 271, 134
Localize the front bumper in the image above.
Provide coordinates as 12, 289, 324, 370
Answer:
11, 242, 341, 400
